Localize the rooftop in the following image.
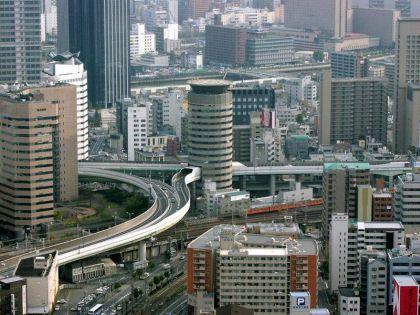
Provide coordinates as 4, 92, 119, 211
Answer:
324, 162, 370, 171
220, 248, 287, 257
393, 275, 419, 287
357, 221, 404, 231
339, 287, 359, 297
15, 251, 57, 278
188, 79, 231, 87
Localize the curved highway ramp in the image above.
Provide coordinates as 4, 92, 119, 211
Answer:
0, 166, 200, 273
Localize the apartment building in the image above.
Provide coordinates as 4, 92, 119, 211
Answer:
330, 52, 369, 78
329, 213, 404, 293
130, 23, 156, 62
322, 163, 371, 243
320, 72, 388, 146
187, 225, 318, 314
0, 85, 78, 236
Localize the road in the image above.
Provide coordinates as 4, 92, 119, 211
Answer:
90, 135, 107, 156
160, 293, 187, 315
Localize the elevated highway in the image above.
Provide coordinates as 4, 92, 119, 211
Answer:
0, 166, 200, 272
80, 161, 411, 176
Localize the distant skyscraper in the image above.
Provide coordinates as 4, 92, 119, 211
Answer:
0, 0, 42, 84
58, 0, 130, 108
283, 0, 350, 38
168, 0, 178, 23
393, 18, 420, 153
188, 80, 233, 190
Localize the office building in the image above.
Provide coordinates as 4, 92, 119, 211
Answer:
322, 163, 371, 242
330, 52, 369, 78
217, 8, 276, 27
188, 80, 233, 191
392, 276, 419, 315
0, 276, 27, 315
187, 225, 318, 314
329, 214, 405, 293
154, 23, 179, 53
352, 0, 420, 18
388, 248, 420, 308
0, 0, 42, 84
58, 0, 130, 107
130, 23, 156, 63
205, 25, 248, 66
246, 30, 293, 66
231, 84, 275, 125
359, 249, 387, 314
0, 85, 78, 236
372, 189, 393, 221
283, 0, 350, 38
393, 19, 420, 153
285, 135, 310, 160
394, 172, 420, 225
352, 7, 400, 47
44, 52, 89, 161
185, 0, 211, 19
233, 112, 262, 163
117, 98, 152, 161
167, 0, 178, 23
319, 73, 388, 146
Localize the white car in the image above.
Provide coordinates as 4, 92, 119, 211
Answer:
140, 272, 150, 280
54, 305, 60, 311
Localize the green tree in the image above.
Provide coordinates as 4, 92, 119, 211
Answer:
153, 276, 160, 285
114, 282, 122, 290
164, 271, 170, 278
313, 50, 324, 62
296, 113, 304, 124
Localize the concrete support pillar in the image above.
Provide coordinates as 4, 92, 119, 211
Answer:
241, 176, 247, 191
138, 242, 147, 261
270, 174, 276, 195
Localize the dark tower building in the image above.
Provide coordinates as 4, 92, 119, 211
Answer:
57, 0, 130, 108
0, 0, 42, 84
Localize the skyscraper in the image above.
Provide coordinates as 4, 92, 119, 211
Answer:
188, 80, 233, 190
0, 85, 79, 237
0, 0, 42, 84
58, 0, 130, 108
393, 19, 420, 153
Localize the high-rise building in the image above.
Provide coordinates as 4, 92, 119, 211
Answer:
0, 0, 42, 84
283, 0, 350, 38
188, 80, 233, 190
359, 249, 388, 314
44, 52, 89, 161
246, 30, 294, 66
167, 0, 178, 23
0, 85, 79, 236
329, 213, 405, 293
205, 25, 248, 66
393, 19, 420, 153
319, 72, 388, 146
394, 172, 420, 225
58, 0, 130, 108
231, 84, 275, 125
322, 163, 371, 242
187, 225, 318, 314
330, 52, 369, 78
187, 0, 211, 19
352, 7, 400, 47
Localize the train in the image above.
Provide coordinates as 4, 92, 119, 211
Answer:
247, 198, 323, 216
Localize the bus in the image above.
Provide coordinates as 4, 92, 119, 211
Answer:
88, 304, 103, 315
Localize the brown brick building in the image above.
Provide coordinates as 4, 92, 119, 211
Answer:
205, 25, 248, 66
0, 85, 78, 236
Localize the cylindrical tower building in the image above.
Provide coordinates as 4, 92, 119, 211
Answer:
188, 79, 233, 190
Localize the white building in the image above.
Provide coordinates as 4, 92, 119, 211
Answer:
283, 75, 318, 106
218, 7, 275, 27
329, 213, 405, 293
329, 213, 349, 293
338, 287, 360, 315
130, 23, 156, 63
394, 172, 420, 225
278, 182, 313, 203
45, 52, 89, 160
139, 53, 170, 67
163, 90, 183, 139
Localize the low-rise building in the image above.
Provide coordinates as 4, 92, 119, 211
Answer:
15, 252, 59, 314
338, 287, 360, 315
0, 277, 27, 315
